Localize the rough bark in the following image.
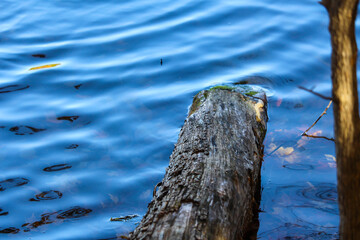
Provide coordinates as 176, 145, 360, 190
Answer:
130, 88, 267, 240
321, 0, 360, 238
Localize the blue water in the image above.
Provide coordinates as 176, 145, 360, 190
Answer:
0, 0, 353, 239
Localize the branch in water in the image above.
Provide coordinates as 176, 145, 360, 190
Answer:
302, 133, 335, 142
298, 86, 332, 100
302, 100, 333, 135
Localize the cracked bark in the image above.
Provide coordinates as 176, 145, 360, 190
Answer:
130, 89, 267, 240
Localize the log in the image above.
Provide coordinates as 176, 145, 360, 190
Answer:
130, 87, 267, 240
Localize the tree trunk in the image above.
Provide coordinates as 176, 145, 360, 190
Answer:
321, 0, 360, 238
130, 88, 267, 240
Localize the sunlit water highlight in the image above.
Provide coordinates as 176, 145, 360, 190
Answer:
1, 0, 359, 239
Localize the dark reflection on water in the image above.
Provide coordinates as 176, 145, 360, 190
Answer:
43, 164, 72, 172
32, 54, 46, 58
298, 183, 337, 204
9, 126, 46, 135
65, 144, 79, 149
0, 209, 9, 216
0, 85, 30, 94
21, 206, 92, 232
57, 206, 92, 219
0, 227, 20, 234
259, 223, 339, 240
57, 116, 79, 122
29, 190, 63, 201
275, 183, 338, 215
282, 163, 314, 171
0, 178, 29, 191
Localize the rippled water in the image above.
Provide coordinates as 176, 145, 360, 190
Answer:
1, 0, 357, 239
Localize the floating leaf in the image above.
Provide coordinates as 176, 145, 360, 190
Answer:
29, 63, 60, 71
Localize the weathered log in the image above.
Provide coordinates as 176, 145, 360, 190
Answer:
130, 87, 267, 240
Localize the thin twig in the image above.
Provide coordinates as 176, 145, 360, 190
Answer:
302, 100, 333, 135
302, 133, 335, 142
298, 86, 332, 100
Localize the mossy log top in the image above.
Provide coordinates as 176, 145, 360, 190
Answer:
130, 88, 267, 240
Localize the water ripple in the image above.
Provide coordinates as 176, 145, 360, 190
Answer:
0, 0, 339, 239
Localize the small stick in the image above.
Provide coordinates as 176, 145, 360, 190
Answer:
298, 86, 332, 100
302, 133, 335, 142
302, 100, 333, 135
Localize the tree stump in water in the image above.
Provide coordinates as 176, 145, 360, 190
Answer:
130, 87, 267, 240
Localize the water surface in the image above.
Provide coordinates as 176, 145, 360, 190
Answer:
0, 0, 354, 239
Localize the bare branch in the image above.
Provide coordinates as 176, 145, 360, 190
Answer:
302, 133, 335, 142
298, 86, 332, 100
302, 100, 333, 135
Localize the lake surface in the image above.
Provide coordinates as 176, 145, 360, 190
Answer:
1, 0, 356, 239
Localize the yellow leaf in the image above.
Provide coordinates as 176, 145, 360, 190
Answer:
29, 63, 60, 71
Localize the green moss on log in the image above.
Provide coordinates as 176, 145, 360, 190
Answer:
189, 90, 208, 116
209, 85, 235, 91
245, 91, 259, 96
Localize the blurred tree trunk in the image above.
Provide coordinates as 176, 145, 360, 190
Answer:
321, 0, 360, 238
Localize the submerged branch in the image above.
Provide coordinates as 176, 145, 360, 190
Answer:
298, 86, 332, 100
302, 100, 333, 135
302, 133, 335, 142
